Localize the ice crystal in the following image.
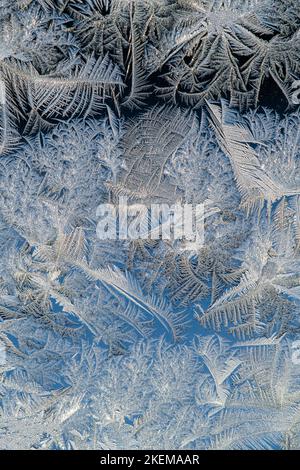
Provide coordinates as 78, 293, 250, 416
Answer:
0, 0, 299, 450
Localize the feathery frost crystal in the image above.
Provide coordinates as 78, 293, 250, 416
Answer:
0, 0, 300, 450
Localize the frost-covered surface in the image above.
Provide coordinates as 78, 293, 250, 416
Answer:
0, 0, 300, 450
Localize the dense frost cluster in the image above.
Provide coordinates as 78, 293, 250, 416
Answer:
0, 0, 300, 450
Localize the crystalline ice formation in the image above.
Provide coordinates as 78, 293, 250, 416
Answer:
0, 0, 300, 450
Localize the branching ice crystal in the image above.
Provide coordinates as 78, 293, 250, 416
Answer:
0, 0, 299, 450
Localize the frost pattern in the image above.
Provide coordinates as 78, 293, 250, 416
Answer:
0, 0, 300, 450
